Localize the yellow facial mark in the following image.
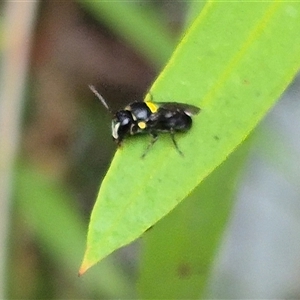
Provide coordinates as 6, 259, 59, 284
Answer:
138, 121, 146, 129
145, 101, 158, 113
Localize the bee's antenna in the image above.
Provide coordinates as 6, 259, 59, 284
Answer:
89, 85, 112, 113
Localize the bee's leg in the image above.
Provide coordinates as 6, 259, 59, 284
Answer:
170, 130, 184, 157
141, 132, 158, 158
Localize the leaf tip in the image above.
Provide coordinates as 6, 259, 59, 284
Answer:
78, 257, 92, 276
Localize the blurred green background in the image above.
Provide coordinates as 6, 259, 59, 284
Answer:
1, 1, 300, 299
0, 1, 190, 298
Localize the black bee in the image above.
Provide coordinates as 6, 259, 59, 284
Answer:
89, 85, 200, 158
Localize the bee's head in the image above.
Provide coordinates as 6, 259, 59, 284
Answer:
112, 110, 134, 144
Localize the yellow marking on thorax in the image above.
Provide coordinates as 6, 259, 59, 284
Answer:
138, 121, 146, 129
145, 101, 158, 113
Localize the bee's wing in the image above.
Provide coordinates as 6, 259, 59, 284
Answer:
156, 102, 201, 116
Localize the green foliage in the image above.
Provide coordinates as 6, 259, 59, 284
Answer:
7, 1, 300, 298
14, 163, 134, 298
79, 1, 176, 66
138, 140, 250, 298
81, 1, 300, 280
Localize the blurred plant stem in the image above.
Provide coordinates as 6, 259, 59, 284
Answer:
0, 1, 38, 297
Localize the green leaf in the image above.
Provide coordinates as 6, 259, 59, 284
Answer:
137, 140, 250, 298
80, 2, 300, 274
